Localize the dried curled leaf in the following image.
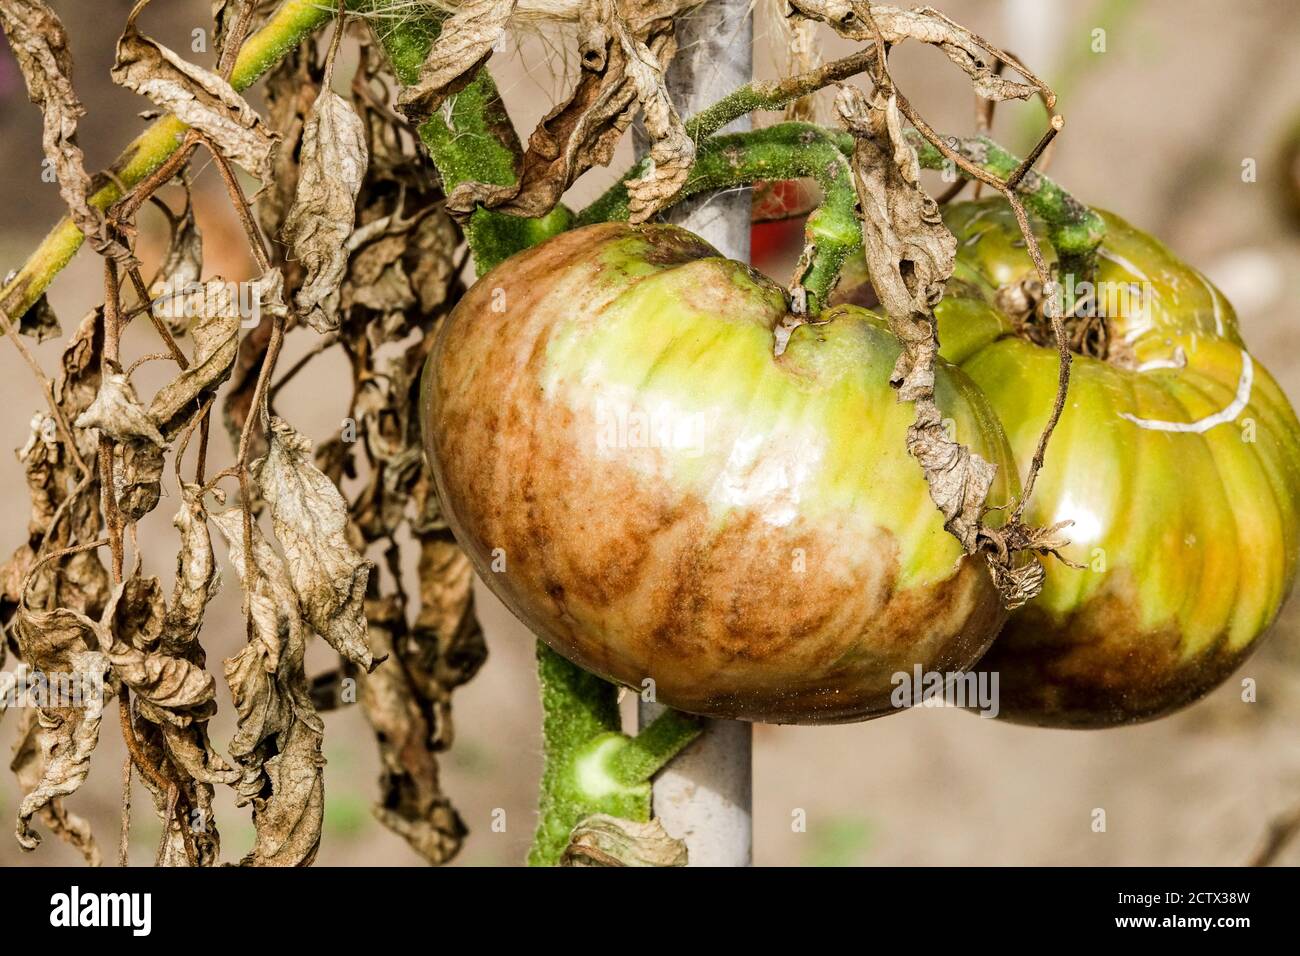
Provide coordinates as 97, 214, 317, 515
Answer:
836, 85, 995, 548
75, 372, 165, 447
115, 439, 165, 522
150, 190, 204, 335
13, 649, 108, 852
15, 293, 61, 342
282, 89, 368, 332
395, 0, 517, 122
788, 2, 1042, 103
104, 573, 215, 726
111, 0, 276, 180
9, 704, 101, 865
107, 641, 215, 724
246, 717, 325, 867
254, 417, 375, 672
161, 485, 221, 653
148, 289, 242, 435
211, 508, 324, 866
356, 539, 485, 864
446, 1, 684, 222
562, 813, 688, 866
211, 509, 306, 771
614, 10, 693, 221
0, 0, 130, 263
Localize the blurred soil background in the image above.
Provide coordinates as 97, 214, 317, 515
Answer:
2, 0, 1300, 866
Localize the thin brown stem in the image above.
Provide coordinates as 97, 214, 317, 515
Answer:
971, 58, 1005, 198
112, 131, 202, 225
100, 258, 126, 584
1006, 114, 1064, 190
155, 784, 179, 867
126, 266, 189, 368
124, 352, 174, 379
324, 0, 348, 84
216, 0, 257, 80
119, 756, 132, 868
195, 413, 211, 485
197, 135, 273, 272
116, 690, 199, 866
173, 393, 216, 489
19, 537, 109, 610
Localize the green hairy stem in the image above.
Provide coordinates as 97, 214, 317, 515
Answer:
361, 2, 569, 273
582, 125, 1105, 302
529, 648, 700, 867
0, 0, 336, 322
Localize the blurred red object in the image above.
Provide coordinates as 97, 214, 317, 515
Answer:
750, 178, 817, 275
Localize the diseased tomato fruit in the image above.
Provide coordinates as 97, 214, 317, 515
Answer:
838, 199, 1300, 726
423, 222, 1020, 723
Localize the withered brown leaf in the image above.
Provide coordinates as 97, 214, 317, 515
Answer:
111, 0, 277, 181
150, 190, 204, 335
160, 485, 221, 654
394, 0, 517, 123
446, 1, 683, 222
244, 717, 324, 866
612, 10, 693, 222
562, 813, 688, 866
14, 293, 61, 343
212, 505, 324, 866
75, 372, 166, 447
12, 648, 108, 853
788, 2, 1041, 103
148, 289, 241, 435
8, 703, 102, 865
836, 84, 993, 554
254, 417, 375, 672
282, 89, 368, 332
210, 509, 305, 772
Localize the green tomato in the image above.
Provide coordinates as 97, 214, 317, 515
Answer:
841, 199, 1300, 726
423, 222, 1018, 723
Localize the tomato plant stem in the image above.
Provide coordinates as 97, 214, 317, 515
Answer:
527, 647, 701, 867
0, 0, 337, 325
361, 1, 569, 274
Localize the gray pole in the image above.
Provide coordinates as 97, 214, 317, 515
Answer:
637, 0, 754, 868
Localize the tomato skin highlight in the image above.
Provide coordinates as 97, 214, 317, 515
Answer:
423, 222, 1019, 723
840, 199, 1300, 727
